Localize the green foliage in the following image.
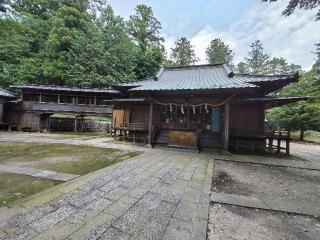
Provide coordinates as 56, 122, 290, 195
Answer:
0, 2, 165, 87
266, 57, 301, 75
245, 40, 270, 74
206, 38, 234, 64
263, 0, 320, 21
267, 70, 320, 139
236, 62, 248, 74
235, 40, 301, 75
127, 4, 164, 79
170, 37, 198, 66
313, 43, 320, 72
43, 5, 89, 85
0, 16, 49, 87
127, 4, 163, 50
66, 5, 137, 86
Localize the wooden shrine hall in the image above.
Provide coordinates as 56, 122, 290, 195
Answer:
4, 85, 118, 132
110, 64, 308, 154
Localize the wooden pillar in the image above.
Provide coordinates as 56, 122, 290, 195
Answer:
81, 115, 84, 132
223, 101, 230, 151
285, 130, 290, 155
0, 102, 3, 123
39, 93, 42, 102
94, 95, 97, 105
147, 101, 154, 146
74, 117, 78, 132
58, 93, 61, 104
268, 138, 273, 152
277, 139, 281, 153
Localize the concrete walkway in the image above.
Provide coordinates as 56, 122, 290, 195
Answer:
214, 152, 320, 170
210, 192, 320, 217
0, 164, 79, 182
0, 150, 213, 240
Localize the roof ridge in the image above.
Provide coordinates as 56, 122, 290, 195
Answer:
165, 63, 225, 70
234, 72, 298, 78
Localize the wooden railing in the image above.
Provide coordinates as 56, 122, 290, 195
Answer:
114, 122, 149, 131
21, 101, 112, 114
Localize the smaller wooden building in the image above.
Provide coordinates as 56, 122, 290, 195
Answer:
0, 88, 15, 129
6, 85, 118, 132
110, 64, 307, 153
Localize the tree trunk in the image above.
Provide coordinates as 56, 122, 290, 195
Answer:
300, 128, 304, 141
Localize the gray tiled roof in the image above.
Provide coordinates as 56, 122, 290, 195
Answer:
11, 84, 119, 94
121, 64, 298, 91
0, 88, 15, 98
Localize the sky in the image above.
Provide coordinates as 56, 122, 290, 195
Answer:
108, 0, 320, 70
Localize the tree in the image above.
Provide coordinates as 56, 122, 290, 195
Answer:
126, 4, 164, 79
43, 4, 90, 85
235, 62, 248, 74
0, 14, 50, 87
206, 38, 234, 64
67, 5, 137, 87
313, 43, 320, 71
170, 37, 198, 66
266, 57, 301, 75
267, 70, 320, 140
127, 4, 163, 51
245, 40, 270, 74
263, 0, 320, 21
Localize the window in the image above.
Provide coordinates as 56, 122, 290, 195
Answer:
60, 96, 74, 104
41, 94, 58, 103
23, 93, 39, 102
78, 97, 93, 105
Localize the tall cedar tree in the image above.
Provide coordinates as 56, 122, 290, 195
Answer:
43, 4, 89, 86
67, 5, 137, 87
206, 38, 234, 64
245, 40, 270, 74
0, 15, 50, 87
127, 4, 164, 80
170, 37, 198, 66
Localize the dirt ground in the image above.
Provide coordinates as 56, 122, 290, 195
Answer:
209, 145, 320, 240
212, 160, 320, 204
208, 203, 320, 240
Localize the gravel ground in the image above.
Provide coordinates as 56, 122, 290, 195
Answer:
208, 203, 320, 240
212, 160, 320, 203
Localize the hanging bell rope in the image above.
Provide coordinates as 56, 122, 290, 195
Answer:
153, 94, 235, 108
181, 105, 185, 114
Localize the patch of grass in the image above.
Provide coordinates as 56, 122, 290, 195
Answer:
50, 131, 107, 137
84, 115, 111, 121
46, 151, 140, 175
0, 143, 112, 163
291, 130, 320, 144
0, 173, 61, 207
0, 142, 141, 175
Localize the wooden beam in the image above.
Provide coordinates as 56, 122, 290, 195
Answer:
147, 101, 154, 146
223, 101, 230, 151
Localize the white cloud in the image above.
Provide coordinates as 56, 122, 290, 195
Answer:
163, 1, 320, 70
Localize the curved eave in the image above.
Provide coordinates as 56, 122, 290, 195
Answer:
240, 96, 309, 108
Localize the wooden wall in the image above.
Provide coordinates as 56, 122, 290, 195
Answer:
229, 104, 265, 136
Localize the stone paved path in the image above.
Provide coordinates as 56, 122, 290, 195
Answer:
0, 150, 213, 240
0, 164, 79, 182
